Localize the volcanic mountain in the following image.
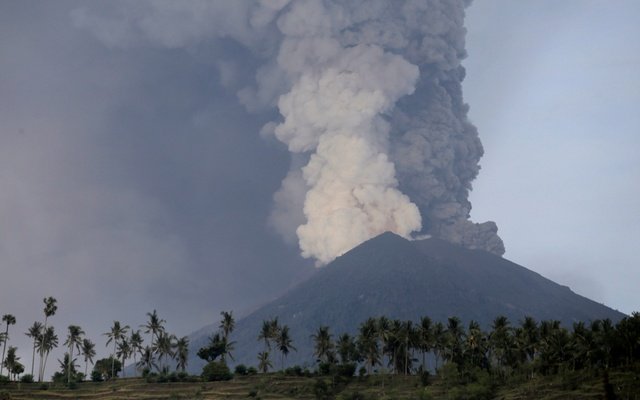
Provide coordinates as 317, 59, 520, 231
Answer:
187, 232, 625, 372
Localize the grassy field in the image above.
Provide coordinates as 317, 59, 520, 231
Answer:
1, 365, 638, 400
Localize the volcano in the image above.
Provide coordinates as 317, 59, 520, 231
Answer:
187, 232, 624, 372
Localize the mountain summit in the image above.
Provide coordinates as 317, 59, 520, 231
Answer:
188, 232, 624, 371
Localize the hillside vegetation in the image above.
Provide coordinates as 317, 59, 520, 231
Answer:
1, 363, 638, 400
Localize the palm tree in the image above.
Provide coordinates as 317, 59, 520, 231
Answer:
311, 326, 334, 364
220, 311, 235, 339
25, 321, 43, 377
142, 310, 165, 346
137, 346, 158, 373
358, 317, 380, 374
489, 315, 513, 375
257, 351, 272, 373
153, 331, 175, 373
129, 330, 144, 376
64, 325, 84, 383
38, 296, 57, 382
444, 317, 464, 366
464, 320, 486, 369
432, 322, 446, 370
0, 314, 16, 376
336, 333, 356, 364
37, 326, 58, 379
276, 325, 295, 371
105, 321, 129, 379
2, 346, 20, 381
258, 320, 272, 350
418, 316, 433, 371
80, 338, 96, 378
116, 338, 131, 377
175, 336, 189, 372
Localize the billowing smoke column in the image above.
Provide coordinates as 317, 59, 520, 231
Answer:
73, 0, 505, 265
266, 0, 504, 263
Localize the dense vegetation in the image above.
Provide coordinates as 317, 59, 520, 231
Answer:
1, 297, 639, 399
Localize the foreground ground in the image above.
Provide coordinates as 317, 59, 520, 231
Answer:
1, 365, 639, 400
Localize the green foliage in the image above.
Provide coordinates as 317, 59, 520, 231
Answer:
0, 390, 10, 400
19, 374, 33, 383
92, 357, 121, 380
90, 370, 103, 382
247, 366, 258, 375
234, 364, 248, 375
201, 360, 232, 382
313, 378, 332, 400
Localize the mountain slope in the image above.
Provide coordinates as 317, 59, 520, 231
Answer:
187, 232, 625, 372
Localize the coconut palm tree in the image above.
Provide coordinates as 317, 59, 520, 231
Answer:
257, 351, 272, 373
141, 310, 165, 347
37, 326, 58, 379
175, 336, 189, 372
219, 311, 235, 339
418, 316, 433, 371
129, 330, 144, 376
2, 346, 20, 381
0, 314, 16, 376
116, 338, 131, 377
258, 320, 272, 350
276, 325, 295, 371
336, 333, 356, 364
25, 321, 43, 377
153, 331, 175, 373
432, 322, 446, 370
311, 326, 334, 364
80, 338, 96, 378
104, 321, 129, 379
63, 325, 84, 383
358, 317, 380, 375
137, 346, 158, 373
38, 296, 57, 382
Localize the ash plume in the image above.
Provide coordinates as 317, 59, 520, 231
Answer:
73, 0, 504, 265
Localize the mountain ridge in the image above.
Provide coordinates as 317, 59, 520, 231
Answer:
186, 232, 625, 372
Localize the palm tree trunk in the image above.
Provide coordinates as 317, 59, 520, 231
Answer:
111, 341, 116, 379
85, 358, 88, 378
0, 325, 8, 376
38, 316, 48, 382
31, 340, 37, 377
68, 346, 73, 383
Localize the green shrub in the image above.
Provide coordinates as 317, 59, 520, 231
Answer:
91, 370, 103, 382
248, 389, 258, 397
38, 383, 48, 390
234, 364, 248, 376
0, 390, 11, 400
335, 363, 356, 378
247, 366, 258, 375
0, 376, 8, 385
420, 370, 430, 387
19, 374, 34, 383
201, 361, 232, 382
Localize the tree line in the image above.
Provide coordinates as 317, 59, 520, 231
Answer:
2, 296, 639, 385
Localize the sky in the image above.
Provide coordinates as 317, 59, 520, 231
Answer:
1, 0, 639, 378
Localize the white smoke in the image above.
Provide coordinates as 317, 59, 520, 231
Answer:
73, 0, 504, 265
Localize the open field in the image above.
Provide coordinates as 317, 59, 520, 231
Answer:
1, 364, 639, 400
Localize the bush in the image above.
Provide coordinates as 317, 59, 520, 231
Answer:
358, 367, 367, 377
314, 378, 332, 400
0, 390, 11, 400
0, 376, 8, 385
420, 370, 430, 387
335, 363, 356, 378
20, 374, 34, 383
91, 370, 103, 382
234, 364, 248, 376
285, 365, 303, 376
201, 361, 232, 382
247, 367, 258, 376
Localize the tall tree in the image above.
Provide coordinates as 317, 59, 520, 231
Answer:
129, 330, 144, 376
64, 325, 84, 383
116, 338, 131, 377
336, 333, 357, 365
311, 326, 334, 364
80, 338, 96, 378
104, 321, 129, 379
137, 346, 158, 373
38, 296, 57, 382
25, 321, 43, 377
153, 331, 175, 372
141, 310, 165, 347
219, 311, 235, 339
276, 325, 295, 371
0, 314, 16, 376
258, 320, 272, 351
37, 326, 58, 379
418, 316, 433, 372
2, 346, 21, 381
358, 317, 380, 375
175, 336, 189, 372
257, 351, 272, 373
